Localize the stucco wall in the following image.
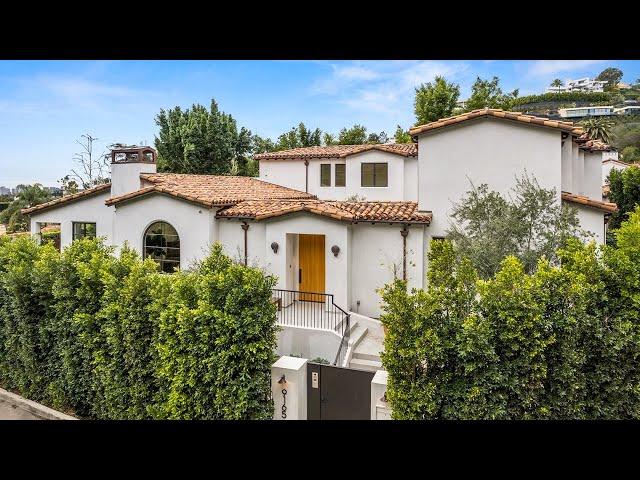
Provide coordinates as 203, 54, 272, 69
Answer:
112, 194, 214, 270
259, 160, 307, 192
418, 118, 563, 238
110, 162, 156, 197
584, 151, 603, 199
573, 203, 605, 244
28, 191, 114, 249
264, 213, 351, 309
217, 219, 267, 268
350, 223, 425, 318
259, 150, 414, 201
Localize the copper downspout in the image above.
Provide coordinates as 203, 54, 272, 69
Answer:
400, 225, 409, 281
304, 160, 309, 193
241, 222, 250, 265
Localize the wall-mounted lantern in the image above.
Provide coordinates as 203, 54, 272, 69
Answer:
271, 242, 279, 254
331, 245, 340, 257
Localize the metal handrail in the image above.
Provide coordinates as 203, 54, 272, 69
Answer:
272, 289, 351, 366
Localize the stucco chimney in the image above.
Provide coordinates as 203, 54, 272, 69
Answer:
110, 146, 157, 197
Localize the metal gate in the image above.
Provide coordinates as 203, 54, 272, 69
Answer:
307, 363, 375, 420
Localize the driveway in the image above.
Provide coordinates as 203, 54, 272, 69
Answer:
0, 397, 44, 420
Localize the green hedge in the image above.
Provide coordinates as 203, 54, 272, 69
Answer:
0, 237, 277, 419
380, 207, 640, 419
511, 91, 613, 109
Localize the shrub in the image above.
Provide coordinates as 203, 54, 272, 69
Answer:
0, 238, 278, 419
381, 208, 640, 419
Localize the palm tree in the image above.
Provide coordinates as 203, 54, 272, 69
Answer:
550, 79, 563, 90
0, 184, 52, 233
580, 118, 615, 144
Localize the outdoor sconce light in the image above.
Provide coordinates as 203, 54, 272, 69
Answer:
271, 242, 279, 254
331, 245, 340, 257
278, 375, 287, 385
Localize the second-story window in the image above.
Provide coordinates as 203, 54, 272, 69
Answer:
361, 163, 388, 187
320, 164, 331, 187
335, 164, 346, 187
72, 222, 96, 241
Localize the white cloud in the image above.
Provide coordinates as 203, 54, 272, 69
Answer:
310, 60, 469, 116
527, 60, 606, 77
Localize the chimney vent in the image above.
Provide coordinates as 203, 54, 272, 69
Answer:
111, 146, 157, 164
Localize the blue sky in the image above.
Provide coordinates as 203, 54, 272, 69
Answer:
1, 59, 639, 186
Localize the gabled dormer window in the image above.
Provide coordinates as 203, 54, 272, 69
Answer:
361, 163, 388, 187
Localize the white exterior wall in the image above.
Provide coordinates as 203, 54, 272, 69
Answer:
350, 223, 425, 318
573, 203, 605, 244
259, 160, 307, 192
259, 151, 416, 201
264, 214, 351, 310
584, 151, 603, 199
418, 118, 563, 239
110, 162, 157, 197
403, 156, 418, 201
112, 194, 214, 270
217, 219, 267, 267
28, 191, 113, 249
561, 136, 573, 192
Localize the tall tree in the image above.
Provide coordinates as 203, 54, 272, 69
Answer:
580, 118, 615, 144
154, 99, 253, 176
275, 123, 322, 150
0, 184, 52, 232
338, 124, 368, 145
414, 76, 460, 125
367, 131, 389, 144
465, 76, 518, 111
394, 125, 412, 144
595, 67, 624, 91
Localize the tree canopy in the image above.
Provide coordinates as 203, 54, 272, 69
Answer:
446, 173, 584, 278
465, 76, 518, 111
414, 76, 460, 125
154, 99, 254, 176
595, 67, 624, 91
607, 165, 640, 240
0, 184, 52, 233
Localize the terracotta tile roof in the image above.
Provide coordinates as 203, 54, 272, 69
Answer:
254, 143, 418, 160
561, 191, 617, 213
105, 173, 315, 208
576, 133, 615, 152
21, 183, 111, 215
409, 109, 584, 136
216, 199, 432, 224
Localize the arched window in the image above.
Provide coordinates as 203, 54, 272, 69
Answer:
144, 221, 180, 273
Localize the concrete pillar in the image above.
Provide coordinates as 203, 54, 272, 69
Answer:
371, 370, 392, 420
271, 356, 307, 420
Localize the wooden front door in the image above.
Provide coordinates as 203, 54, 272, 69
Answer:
298, 234, 325, 301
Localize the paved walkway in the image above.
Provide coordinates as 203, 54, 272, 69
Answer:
0, 398, 44, 420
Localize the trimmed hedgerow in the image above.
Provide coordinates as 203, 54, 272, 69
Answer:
380, 207, 640, 419
0, 238, 278, 419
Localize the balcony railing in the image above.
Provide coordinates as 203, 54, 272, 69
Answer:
272, 289, 350, 366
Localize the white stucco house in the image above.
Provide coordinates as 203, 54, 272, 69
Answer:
23, 109, 617, 371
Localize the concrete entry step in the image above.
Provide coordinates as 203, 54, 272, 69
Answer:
349, 357, 383, 372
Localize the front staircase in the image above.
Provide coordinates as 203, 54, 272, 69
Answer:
344, 312, 385, 372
